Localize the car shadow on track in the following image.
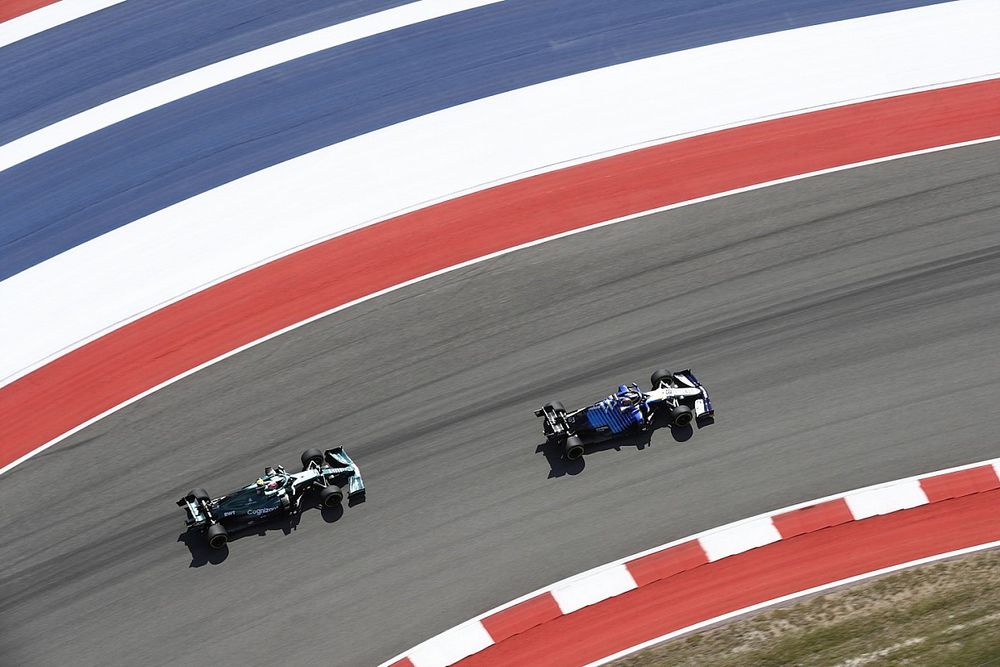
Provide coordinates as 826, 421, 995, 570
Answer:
535, 417, 708, 478
177, 496, 351, 567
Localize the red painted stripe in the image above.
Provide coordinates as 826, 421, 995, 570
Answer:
626, 540, 708, 587
2, 80, 998, 471
919, 465, 1000, 503
481, 592, 562, 643
0, 0, 60, 23
457, 489, 1000, 666
771, 498, 854, 539
387, 659, 415, 667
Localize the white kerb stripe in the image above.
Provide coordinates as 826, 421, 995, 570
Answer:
378, 456, 1000, 667
0, 0, 127, 50
552, 564, 638, 614
700, 517, 782, 562
0, 0, 501, 173
3, 3, 998, 390
993, 462, 1000, 480
406, 620, 494, 667
845, 479, 929, 520
584, 539, 1000, 667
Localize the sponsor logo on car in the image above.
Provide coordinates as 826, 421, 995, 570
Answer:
247, 507, 275, 516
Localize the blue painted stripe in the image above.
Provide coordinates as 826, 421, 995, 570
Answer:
0, 0, 947, 281
586, 399, 633, 434
0, 0, 411, 144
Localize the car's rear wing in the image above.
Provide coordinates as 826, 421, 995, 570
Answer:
176, 494, 210, 526
535, 403, 572, 440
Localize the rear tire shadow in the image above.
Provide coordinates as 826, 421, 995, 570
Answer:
536, 414, 709, 477
177, 494, 348, 566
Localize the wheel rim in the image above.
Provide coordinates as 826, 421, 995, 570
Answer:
209, 535, 227, 549
567, 446, 584, 460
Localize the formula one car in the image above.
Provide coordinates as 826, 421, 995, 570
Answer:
177, 447, 365, 549
535, 369, 714, 460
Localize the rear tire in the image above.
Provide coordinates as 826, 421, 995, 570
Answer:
650, 369, 673, 389
670, 405, 694, 427
544, 401, 565, 413
318, 485, 344, 508
564, 435, 585, 461
206, 523, 228, 550
301, 448, 324, 470
187, 488, 210, 502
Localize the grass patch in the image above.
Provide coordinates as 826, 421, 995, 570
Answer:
612, 548, 1000, 667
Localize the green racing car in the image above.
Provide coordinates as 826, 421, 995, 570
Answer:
177, 447, 365, 549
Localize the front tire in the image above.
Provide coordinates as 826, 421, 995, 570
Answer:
564, 435, 585, 461
301, 448, 324, 470
206, 523, 228, 550
670, 405, 694, 427
318, 485, 344, 507
650, 369, 673, 389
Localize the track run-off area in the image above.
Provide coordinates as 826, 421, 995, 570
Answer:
2, 0, 1000, 665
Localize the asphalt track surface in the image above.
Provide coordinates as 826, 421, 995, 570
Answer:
2, 142, 999, 666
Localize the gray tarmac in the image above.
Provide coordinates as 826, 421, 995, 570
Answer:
1, 142, 998, 666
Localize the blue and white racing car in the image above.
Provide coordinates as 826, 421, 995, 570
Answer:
535, 369, 714, 460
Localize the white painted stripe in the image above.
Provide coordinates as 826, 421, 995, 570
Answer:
994, 462, 1000, 481
700, 517, 782, 562
377, 456, 1000, 667
5, 136, 999, 480
2, 1, 997, 389
405, 620, 493, 667
584, 539, 1000, 667
0, 0, 126, 49
0, 0, 501, 173
551, 564, 638, 614
846, 480, 929, 519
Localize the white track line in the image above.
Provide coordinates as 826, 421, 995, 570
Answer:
4, 134, 997, 475
585, 540, 1000, 666
0, 0, 126, 49
2, 0, 998, 388
0, 0, 501, 172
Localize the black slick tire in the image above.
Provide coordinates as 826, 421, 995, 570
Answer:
301, 448, 324, 470
564, 435, 585, 461
187, 488, 210, 502
544, 401, 565, 413
318, 485, 344, 507
650, 369, 673, 389
670, 405, 694, 427
206, 523, 228, 550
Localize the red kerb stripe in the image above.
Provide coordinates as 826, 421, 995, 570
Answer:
920, 465, 1000, 503
457, 489, 1000, 666
1, 0, 61, 23
771, 498, 854, 539
480, 592, 562, 643
626, 540, 709, 587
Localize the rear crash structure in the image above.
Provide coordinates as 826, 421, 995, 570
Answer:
535, 369, 714, 460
